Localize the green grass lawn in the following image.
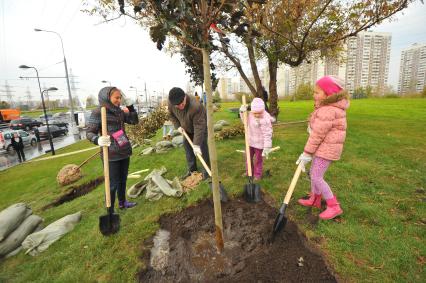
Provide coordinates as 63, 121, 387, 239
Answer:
0, 98, 425, 282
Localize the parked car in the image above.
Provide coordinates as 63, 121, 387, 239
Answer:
38, 125, 68, 139
43, 119, 69, 129
39, 113, 53, 120
9, 118, 42, 130
0, 129, 37, 153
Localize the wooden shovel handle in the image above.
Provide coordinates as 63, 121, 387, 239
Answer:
181, 129, 212, 177
77, 151, 100, 169
283, 164, 303, 205
101, 107, 111, 208
242, 95, 252, 177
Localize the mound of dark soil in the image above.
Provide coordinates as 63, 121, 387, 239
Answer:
139, 198, 336, 283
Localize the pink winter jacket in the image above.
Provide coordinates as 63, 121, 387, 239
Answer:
242, 111, 273, 149
304, 92, 350, 161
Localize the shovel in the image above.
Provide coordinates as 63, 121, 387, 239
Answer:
181, 129, 228, 202
99, 107, 120, 236
272, 164, 303, 237
242, 95, 261, 203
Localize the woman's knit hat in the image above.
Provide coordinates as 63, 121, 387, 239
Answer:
316, 75, 345, 96
251, 97, 265, 112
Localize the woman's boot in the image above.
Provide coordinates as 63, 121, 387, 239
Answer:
119, 200, 137, 209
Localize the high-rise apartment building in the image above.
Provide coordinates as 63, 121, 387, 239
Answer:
288, 54, 346, 95
398, 43, 426, 94
345, 31, 391, 95
287, 31, 391, 96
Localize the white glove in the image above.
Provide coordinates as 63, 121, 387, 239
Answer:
239, 105, 247, 113
193, 145, 202, 156
296, 152, 312, 172
98, 136, 111, 147
177, 127, 184, 134
262, 147, 272, 159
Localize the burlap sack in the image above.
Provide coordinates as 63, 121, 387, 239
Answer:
0, 215, 43, 257
57, 164, 82, 186
0, 203, 32, 242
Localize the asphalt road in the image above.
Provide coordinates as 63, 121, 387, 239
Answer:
0, 130, 87, 171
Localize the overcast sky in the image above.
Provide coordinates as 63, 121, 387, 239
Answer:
1, 0, 425, 105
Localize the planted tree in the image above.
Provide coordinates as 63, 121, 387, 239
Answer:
86, 0, 242, 252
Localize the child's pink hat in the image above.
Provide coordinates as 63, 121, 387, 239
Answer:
251, 97, 265, 112
316, 76, 345, 96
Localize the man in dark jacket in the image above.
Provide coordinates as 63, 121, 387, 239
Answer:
11, 133, 25, 162
168, 87, 210, 179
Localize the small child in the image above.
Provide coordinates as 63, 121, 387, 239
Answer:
296, 75, 349, 220
240, 97, 273, 180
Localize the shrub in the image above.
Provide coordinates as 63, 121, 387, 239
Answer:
294, 82, 313, 100
233, 92, 253, 104
213, 91, 222, 103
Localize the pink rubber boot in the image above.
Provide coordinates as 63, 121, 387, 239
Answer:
298, 193, 322, 209
319, 196, 343, 220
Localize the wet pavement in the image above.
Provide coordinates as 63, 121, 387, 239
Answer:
0, 130, 87, 171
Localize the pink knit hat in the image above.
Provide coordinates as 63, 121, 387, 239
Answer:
251, 97, 265, 112
316, 76, 344, 96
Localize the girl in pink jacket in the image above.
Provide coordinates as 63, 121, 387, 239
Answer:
296, 76, 349, 220
240, 98, 273, 180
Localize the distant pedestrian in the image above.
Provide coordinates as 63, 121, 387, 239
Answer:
194, 92, 200, 103
33, 127, 41, 142
296, 75, 349, 220
11, 133, 25, 162
203, 91, 207, 106
262, 86, 270, 113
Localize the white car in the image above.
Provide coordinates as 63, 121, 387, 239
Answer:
0, 129, 37, 153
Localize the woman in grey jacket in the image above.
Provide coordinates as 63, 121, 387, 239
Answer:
87, 87, 139, 212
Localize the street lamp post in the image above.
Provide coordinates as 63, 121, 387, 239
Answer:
34, 28, 76, 134
19, 65, 56, 155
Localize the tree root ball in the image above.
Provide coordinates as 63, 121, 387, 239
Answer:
57, 164, 82, 186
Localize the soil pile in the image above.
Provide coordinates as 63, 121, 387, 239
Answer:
139, 198, 336, 283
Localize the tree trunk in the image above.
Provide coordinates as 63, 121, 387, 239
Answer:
268, 58, 279, 118
246, 37, 263, 98
201, 48, 224, 253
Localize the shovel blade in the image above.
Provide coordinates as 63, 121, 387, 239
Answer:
208, 181, 229, 202
99, 213, 120, 236
243, 183, 262, 203
272, 203, 288, 236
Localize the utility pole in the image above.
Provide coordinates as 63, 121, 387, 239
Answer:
0, 80, 16, 107
26, 86, 32, 108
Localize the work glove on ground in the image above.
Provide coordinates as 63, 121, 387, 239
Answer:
193, 145, 202, 156
239, 105, 247, 113
262, 147, 272, 159
296, 152, 312, 172
98, 136, 111, 147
